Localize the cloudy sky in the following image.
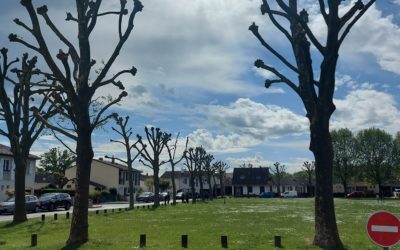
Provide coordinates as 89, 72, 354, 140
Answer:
0, 0, 399, 173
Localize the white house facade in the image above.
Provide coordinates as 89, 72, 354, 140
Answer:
0, 144, 38, 201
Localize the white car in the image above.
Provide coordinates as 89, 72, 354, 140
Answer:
281, 191, 298, 198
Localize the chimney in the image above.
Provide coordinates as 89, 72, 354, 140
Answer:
99, 157, 103, 161
112, 155, 115, 163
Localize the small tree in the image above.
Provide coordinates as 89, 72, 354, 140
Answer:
271, 162, 286, 195
165, 134, 186, 205
203, 154, 215, 200
0, 50, 54, 222
331, 129, 358, 196
356, 128, 394, 198
302, 161, 315, 197
250, 1, 375, 247
39, 147, 76, 188
106, 115, 145, 209
134, 127, 170, 207
213, 161, 229, 197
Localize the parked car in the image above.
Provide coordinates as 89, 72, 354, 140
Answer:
176, 189, 199, 199
281, 190, 298, 198
39, 193, 72, 211
259, 192, 275, 198
159, 192, 169, 199
346, 191, 365, 198
0, 195, 40, 214
136, 192, 154, 202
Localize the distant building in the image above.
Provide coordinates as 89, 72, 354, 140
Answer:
0, 144, 39, 201
34, 173, 56, 190
64, 157, 141, 197
232, 167, 269, 196
160, 170, 220, 194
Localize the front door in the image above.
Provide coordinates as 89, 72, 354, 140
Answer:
260, 186, 265, 193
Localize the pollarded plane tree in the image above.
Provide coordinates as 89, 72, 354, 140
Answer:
203, 153, 215, 200
271, 162, 286, 195
194, 146, 207, 201
134, 127, 171, 207
165, 133, 187, 205
302, 161, 315, 197
0, 50, 54, 222
184, 146, 206, 203
10, 0, 143, 245
249, 0, 375, 247
213, 161, 229, 197
106, 115, 146, 209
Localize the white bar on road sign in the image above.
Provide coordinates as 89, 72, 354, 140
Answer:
371, 225, 399, 233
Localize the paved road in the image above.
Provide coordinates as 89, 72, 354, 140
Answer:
0, 202, 164, 222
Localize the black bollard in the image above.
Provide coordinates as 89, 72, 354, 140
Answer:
181, 235, 188, 248
140, 234, 146, 248
119, 208, 122, 212
31, 234, 37, 247
66, 212, 70, 219
274, 236, 281, 248
221, 235, 228, 248
54, 213, 58, 220
112, 209, 114, 213
125, 207, 128, 211
104, 209, 107, 214
41, 214, 45, 221
96, 210, 99, 215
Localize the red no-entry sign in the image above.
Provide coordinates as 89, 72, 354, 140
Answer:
366, 211, 400, 248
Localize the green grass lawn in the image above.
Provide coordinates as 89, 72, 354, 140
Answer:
0, 198, 399, 249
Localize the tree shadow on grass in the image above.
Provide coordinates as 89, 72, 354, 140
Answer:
61, 243, 85, 250
0, 220, 26, 228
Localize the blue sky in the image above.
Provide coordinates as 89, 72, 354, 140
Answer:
0, 0, 399, 173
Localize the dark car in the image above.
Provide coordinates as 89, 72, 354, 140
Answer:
0, 195, 40, 214
39, 193, 72, 211
346, 191, 365, 198
136, 192, 154, 202
259, 192, 275, 198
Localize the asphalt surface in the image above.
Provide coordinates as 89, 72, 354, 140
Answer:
0, 201, 172, 222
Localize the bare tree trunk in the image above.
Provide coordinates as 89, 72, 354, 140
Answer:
190, 177, 196, 204
219, 175, 225, 197
13, 158, 27, 223
171, 169, 176, 205
199, 175, 204, 201
342, 180, 348, 197
208, 175, 213, 200
153, 167, 160, 206
128, 167, 134, 209
67, 130, 93, 245
311, 119, 343, 248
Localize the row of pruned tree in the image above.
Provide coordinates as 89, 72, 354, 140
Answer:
106, 115, 230, 208
332, 128, 400, 198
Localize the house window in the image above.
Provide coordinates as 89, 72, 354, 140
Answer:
1, 185, 3, 191
247, 186, 253, 194
183, 178, 187, 184
3, 160, 10, 171
66, 185, 71, 188
195, 179, 198, 187
125, 172, 129, 181
6, 185, 10, 189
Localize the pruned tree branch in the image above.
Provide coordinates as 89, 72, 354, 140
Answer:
249, 22, 299, 73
